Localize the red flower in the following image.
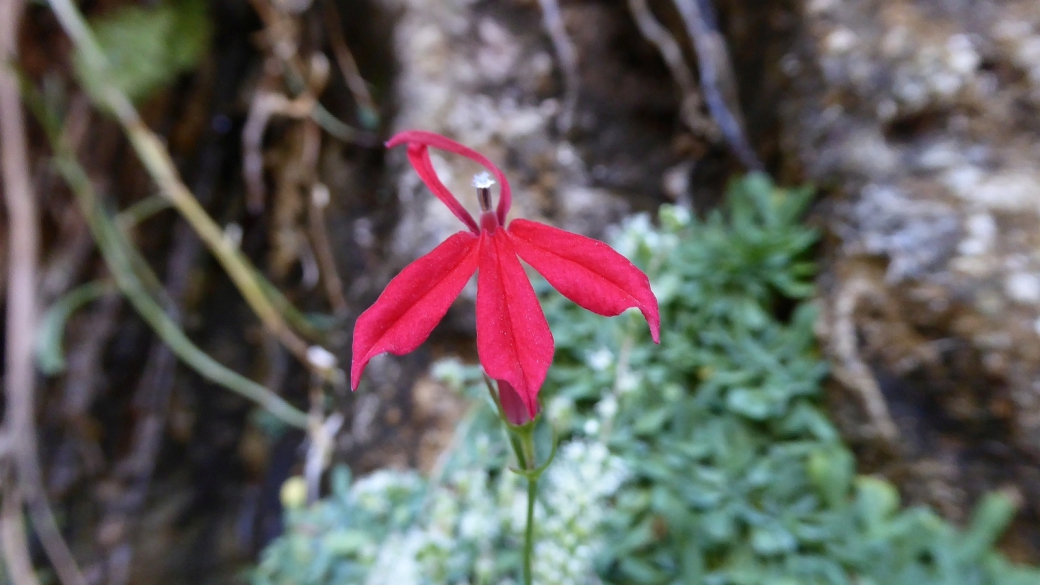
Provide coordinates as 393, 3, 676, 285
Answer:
351, 131, 660, 424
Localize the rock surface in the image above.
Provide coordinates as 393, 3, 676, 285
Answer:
773, 0, 1040, 558
383, 0, 691, 261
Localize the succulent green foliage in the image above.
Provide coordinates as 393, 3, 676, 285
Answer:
251, 174, 1039, 584
74, 0, 210, 103
252, 396, 627, 585
252, 468, 427, 585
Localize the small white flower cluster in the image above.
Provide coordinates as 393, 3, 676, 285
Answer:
419, 468, 506, 584
364, 531, 424, 585
351, 469, 424, 518
612, 209, 684, 260
586, 347, 614, 372
336, 436, 626, 585
610, 213, 655, 259
532, 441, 628, 585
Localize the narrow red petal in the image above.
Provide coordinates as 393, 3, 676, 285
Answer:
387, 130, 513, 224
476, 231, 553, 418
507, 219, 661, 343
351, 232, 480, 389
405, 144, 479, 233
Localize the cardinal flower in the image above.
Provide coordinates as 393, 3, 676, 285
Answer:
351, 130, 660, 424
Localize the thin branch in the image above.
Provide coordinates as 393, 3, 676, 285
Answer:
321, 0, 378, 129
671, 0, 763, 170
1, 485, 38, 585
249, 0, 376, 145
242, 89, 318, 213
628, 0, 696, 94
1, 0, 88, 582
536, 0, 580, 133
829, 273, 899, 444
626, 0, 715, 137
308, 183, 348, 315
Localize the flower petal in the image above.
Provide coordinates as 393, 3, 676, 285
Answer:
387, 130, 513, 224
405, 143, 479, 233
508, 219, 661, 343
351, 232, 480, 389
496, 379, 534, 426
476, 231, 553, 418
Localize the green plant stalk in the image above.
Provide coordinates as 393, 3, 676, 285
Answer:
123, 123, 312, 359
47, 0, 321, 368
482, 374, 542, 585
520, 427, 538, 585
52, 153, 309, 429
508, 420, 548, 585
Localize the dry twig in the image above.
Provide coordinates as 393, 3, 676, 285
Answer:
308, 183, 349, 315
828, 273, 900, 444
249, 0, 375, 145
322, 0, 378, 129
626, 0, 714, 138
536, 0, 580, 132
670, 0, 763, 170
1, 485, 38, 585
1, 0, 89, 582
243, 89, 317, 212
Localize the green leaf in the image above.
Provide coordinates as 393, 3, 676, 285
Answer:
808, 445, 854, 508
855, 477, 900, 535
75, 0, 210, 103
618, 557, 667, 584
959, 492, 1019, 561
748, 520, 794, 553
726, 387, 772, 419
35, 280, 112, 374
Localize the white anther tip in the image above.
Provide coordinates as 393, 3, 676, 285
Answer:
472, 172, 496, 189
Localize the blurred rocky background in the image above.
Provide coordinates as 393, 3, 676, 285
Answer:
2, 0, 1040, 582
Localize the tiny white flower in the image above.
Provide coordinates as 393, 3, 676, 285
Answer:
582, 418, 600, 436
587, 347, 614, 371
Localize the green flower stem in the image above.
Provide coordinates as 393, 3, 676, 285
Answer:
483, 374, 558, 585
519, 426, 538, 585
524, 471, 537, 585
505, 413, 543, 585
